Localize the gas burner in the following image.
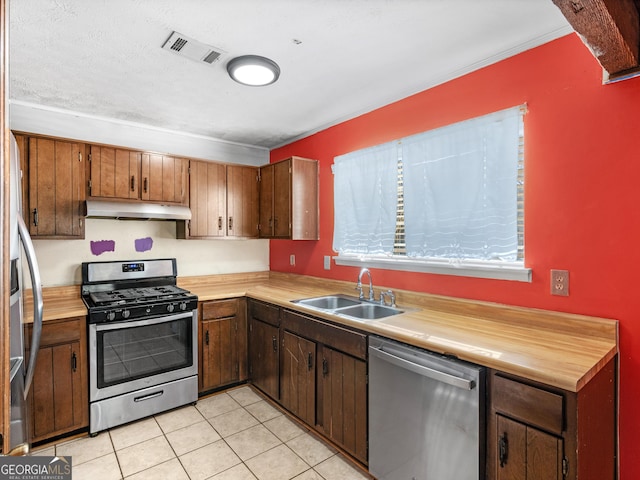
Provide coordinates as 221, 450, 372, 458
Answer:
81, 259, 198, 324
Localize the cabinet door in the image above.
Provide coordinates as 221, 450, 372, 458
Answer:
29, 341, 85, 442
273, 159, 291, 237
281, 331, 316, 426
89, 146, 141, 200
188, 160, 226, 238
318, 345, 368, 464
496, 415, 563, 480
201, 317, 238, 391
258, 163, 274, 236
249, 318, 280, 400
28, 137, 84, 238
227, 165, 259, 238
141, 154, 188, 204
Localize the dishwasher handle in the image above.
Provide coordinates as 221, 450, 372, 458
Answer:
370, 345, 475, 390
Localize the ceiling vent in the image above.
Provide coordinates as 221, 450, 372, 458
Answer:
162, 31, 224, 65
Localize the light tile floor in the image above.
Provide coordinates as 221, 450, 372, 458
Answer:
31, 385, 371, 480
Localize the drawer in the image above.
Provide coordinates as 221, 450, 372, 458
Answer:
282, 309, 367, 360
493, 374, 564, 435
248, 299, 280, 327
202, 298, 239, 320
25, 317, 83, 349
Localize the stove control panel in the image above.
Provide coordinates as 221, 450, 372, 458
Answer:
88, 297, 198, 324
122, 262, 145, 273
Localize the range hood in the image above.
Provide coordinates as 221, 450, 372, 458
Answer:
85, 200, 191, 221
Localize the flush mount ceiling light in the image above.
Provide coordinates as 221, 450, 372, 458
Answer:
227, 55, 280, 86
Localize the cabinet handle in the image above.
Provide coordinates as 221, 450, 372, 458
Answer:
307, 352, 313, 371
33, 208, 38, 227
272, 335, 278, 352
322, 358, 328, 376
205, 330, 209, 346
498, 433, 508, 468
143, 177, 148, 193
130, 175, 135, 191
71, 352, 77, 373
229, 216, 233, 231
218, 216, 223, 230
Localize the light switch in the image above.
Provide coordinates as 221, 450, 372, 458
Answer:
289, 254, 296, 266
324, 256, 331, 270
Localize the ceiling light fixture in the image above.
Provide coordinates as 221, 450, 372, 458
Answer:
227, 55, 280, 86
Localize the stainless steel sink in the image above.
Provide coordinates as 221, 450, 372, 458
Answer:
294, 295, 361, 310
291, 294, 406, 321
335, 303, 403, 320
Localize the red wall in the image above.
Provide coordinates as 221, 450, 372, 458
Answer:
270, 34, 639, 479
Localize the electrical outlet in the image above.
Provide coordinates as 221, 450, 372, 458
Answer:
551, 269, 569, 296
289, 254, 296, 266
324, 255, 331, 270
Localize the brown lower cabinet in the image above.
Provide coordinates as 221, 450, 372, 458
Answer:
281, 331, 315, 425
317, 344, 367, 464
248, 300, 281, 400
248, 299, 368, 465
487, 359, 616, 480
25, 317, 88, 443
199, 298, 248, 393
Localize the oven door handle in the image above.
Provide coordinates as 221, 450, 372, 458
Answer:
94, 311, 194, 331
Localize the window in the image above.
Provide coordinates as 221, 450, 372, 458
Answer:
332, 106, 529, 282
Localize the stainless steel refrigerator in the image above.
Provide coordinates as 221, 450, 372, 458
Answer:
8, 133, 43, 455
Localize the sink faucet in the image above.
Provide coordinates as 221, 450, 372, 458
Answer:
356, 268, 375, 301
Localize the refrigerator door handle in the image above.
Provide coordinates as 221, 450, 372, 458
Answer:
18, 214, 43, 397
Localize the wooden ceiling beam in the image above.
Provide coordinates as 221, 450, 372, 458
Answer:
552, 0, 640, 74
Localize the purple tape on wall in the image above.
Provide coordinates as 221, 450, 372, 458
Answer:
135, 237, 153, 252
90, 240, 115, 256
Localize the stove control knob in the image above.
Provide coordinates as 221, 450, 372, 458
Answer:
106, 311, 116, 321
179, 302, 187, 311
167, 303, 175, 313
122, 309, 130, 319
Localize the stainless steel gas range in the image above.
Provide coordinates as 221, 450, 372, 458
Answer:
81, 258, 198, 435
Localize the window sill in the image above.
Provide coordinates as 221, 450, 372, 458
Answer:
333, 255, 531, 282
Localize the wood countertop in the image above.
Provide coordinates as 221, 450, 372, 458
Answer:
28, 271, 617, 393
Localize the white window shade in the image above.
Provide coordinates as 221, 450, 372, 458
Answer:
403, 107, 521, 262
333, 143, 399, 255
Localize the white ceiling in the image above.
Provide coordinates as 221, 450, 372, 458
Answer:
9, 0, 572, 149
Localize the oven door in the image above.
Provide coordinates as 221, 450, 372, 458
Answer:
89, 310, 198, 402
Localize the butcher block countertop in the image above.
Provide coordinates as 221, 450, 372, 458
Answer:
29, 271, 617, 393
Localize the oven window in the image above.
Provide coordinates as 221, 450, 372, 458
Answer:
96, 317, 193, 388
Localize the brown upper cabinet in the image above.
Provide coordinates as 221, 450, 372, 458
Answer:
88, 146, 188, 205
140, 153, 188, 204
20, 135, 85, 239
88, 146, 141, 200
259, 156, 318, 240
227, 164, 259, 238
178, 160, 258, 239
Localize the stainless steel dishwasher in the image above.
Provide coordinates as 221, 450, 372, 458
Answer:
368, 335, 485, 480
